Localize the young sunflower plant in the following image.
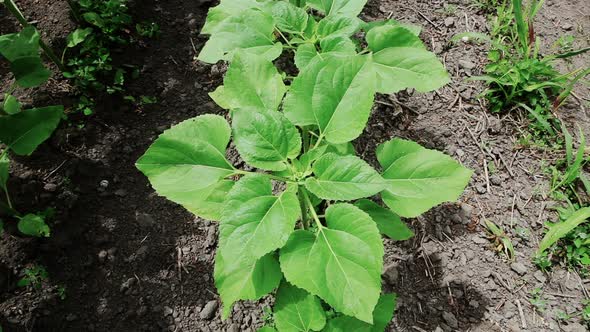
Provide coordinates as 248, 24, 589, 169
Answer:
137, 0, 472, 330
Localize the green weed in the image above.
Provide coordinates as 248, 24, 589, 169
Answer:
17, 265, 48, 289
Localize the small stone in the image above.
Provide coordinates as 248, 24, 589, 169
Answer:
137, 306, 148, 316
472, 235, 488, 244
455, 148, 465, 158
444, 17, 455, 27
136, 212, 155, 228
66, 314, 78, 321
533, 270, 546, 283
475, 184, 487, 194
510, 262, 527, 276
99, 180, 109, 188
98, 250, 108, 263
458, 59, 476, 70
503, 302, 517, 319
562, 23, 573, 31
44, 183, 58, 192
164, 306, 174, 316
442, 311, 458, 329
562, 322, 586, 332
383, 264, 399, 284
200, 300, 218, 320
120, 277, 136, 293
490, 175, 502, 186
115, 189, 127, 197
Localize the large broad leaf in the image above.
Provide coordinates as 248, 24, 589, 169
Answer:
294, 37, 355, 70
377, 139, 472, 218
17, 214, 50, 237
136, 115, 235, 221
0, 154, 8, 191
258, 327, 278, 332
209, 51, 286, 113
304, 153, 386, 200
306, 0, 367, 17
215, 252, 282, 318
233, 110, 301, 171
0, 106, 63, 156
371, 47, 449, 94
316, 15, 361, 39
0, 27, 50, 88
10, 56, 51, 88
324, 294, 397, 332
366, 25, 425, 52
0, 26, 40, 61
274, 281, 326, 332
283, 55, 375, 144
3, 94, 21, 115
219, 174, 300, 262
366, 26, 449, 94
538, 207, 590, 254
272, 1, 309, 33
280, 203, 383, 323
66, 27, 93, 48
198, 8, 281, 64
294, 44, 318, 70
364, 19, 422, 36
201, 0, 270, 34
354, 199, 413, 240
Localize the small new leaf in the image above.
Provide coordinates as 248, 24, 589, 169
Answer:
18, 214, 50, 237
210, 51, 286, 113
272, 1, 309, 33
198, 9, 280, 63
284, 55, 375, 144
233, 110, 301, 171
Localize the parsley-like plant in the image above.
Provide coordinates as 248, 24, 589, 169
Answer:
137, 0, 472, 330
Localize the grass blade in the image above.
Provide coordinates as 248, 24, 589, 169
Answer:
538, 207, 590, 254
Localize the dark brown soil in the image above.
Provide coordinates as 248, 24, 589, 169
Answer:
1, 0, 589, 331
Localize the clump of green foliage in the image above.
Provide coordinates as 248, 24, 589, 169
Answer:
0, 2, 64, 237
536, 126, 590, 276
474, 0, 589, 137
484, 220, 515, 260
17, 265, 48, 289
63, 0, 153, 115
137, 0, 472, 330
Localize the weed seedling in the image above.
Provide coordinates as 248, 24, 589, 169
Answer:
17, 265, 48, 289
484, 220, 515, 260
529, 287, 547, 313
474, 0, 590, 138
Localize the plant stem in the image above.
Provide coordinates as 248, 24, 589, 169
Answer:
65, 0, 82, 23
275, 28, 292, 48
302, 127, 310, 152
0, 149, 12, 209
297, 186, 309, 229
301, 188, 323, 229
312, 134, 325, 150
3, 0, 65, 71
